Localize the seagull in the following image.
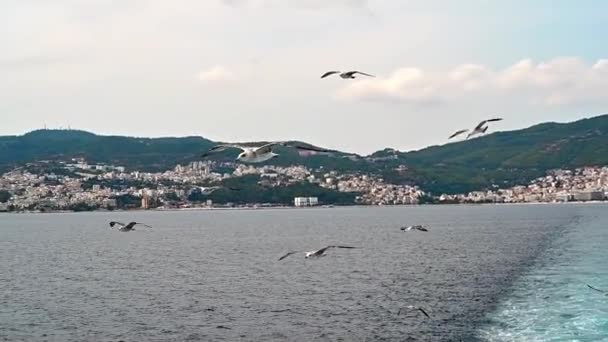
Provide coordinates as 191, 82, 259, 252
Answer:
278, 245, 359, 261
321, 71, 375, 79
202, 142, 335, 163
398, 305, 431, 319
380, 282, 431, 319
400, 225, 429, 232
449, 118, 503, 140
587, 284, 608, 295
109, 221, 152, 232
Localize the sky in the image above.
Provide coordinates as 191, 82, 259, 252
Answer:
1, 0, 607, 154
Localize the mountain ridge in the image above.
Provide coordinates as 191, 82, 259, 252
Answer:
2, 114, 607, 194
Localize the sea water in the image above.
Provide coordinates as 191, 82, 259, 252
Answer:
1, 204, 606, 341
479, 204, 608, 341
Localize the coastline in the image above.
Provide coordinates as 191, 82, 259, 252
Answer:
1, 200, 607, 215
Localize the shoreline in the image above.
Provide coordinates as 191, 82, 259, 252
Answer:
1, 200, 607, 215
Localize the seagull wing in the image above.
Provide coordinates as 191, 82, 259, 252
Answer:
417, 307, 431, 318
351, 71, 375, 77
317, 245, 359, 254
474, 120, 489, 131
587, 284, 607, 293
253, 141, 326, 155
449, 129, 468, 139
254, 142, 283, 155
486, 118, 503, 123
285, 143, 332, 153
284, 142, 342, 157
321, 71, 340, 78
278, 251, 299, 261
475, 117, 503, 131
135, 223, 153, 229
285, 142, 361, 159
201, 144, 246, 158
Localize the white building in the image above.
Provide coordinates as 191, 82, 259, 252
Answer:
573, 191, 604, 201
294, 197, 319, 207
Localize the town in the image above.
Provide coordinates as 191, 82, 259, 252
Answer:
0, 158, 423, 212
1, 159, 607, 212
439, 166, 608, 203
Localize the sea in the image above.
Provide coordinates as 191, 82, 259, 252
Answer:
0, 204, 607, 341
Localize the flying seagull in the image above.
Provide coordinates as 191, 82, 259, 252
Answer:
400, 225, 429, 232
321, 71, 375, 79
278, 245, 359, 261
398, 305, 431, 319
380, 282, 431, 319
202, 142, 335, 164
109, 221, 152, 232
587, 284, 608, 295
449, 118, 503, 140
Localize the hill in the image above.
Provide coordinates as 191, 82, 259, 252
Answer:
1, 114, 608, 194
0, 129, 216, 173
382, 114, 608, 193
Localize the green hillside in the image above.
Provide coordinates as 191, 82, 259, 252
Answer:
385, 114, 608, 193
0, 130, 215, 172
1, 114, 607, 194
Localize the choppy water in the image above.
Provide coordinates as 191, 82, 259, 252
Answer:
0, 205, 606, 341
478, 205, 608, 341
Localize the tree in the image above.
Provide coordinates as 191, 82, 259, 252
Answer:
69, 202, 97, 212
164, 192, 181, 201
0, 190, 11, 203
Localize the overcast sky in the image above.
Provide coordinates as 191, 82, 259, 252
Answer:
1, 0, 607, 154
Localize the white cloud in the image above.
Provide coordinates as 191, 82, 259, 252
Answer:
337, 57, 608, 106
198, 65, 238, 84
220, 0, 368, 9
336, 68, 439, 103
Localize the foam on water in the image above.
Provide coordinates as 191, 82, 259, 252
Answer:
479, 205, 608, 341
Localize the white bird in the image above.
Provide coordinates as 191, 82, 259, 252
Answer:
278, 245, 359, 261
321, 70, 375, 79
400, 225, 429, 232
109, 221, 152, 232
449, 118, 503, 140
202, 142, 335, 164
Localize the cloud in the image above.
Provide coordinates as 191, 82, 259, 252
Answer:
337, 57, 608, 106
336, 68, 440, 103
220, 0, 368, 10
198, 65, 238, 84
